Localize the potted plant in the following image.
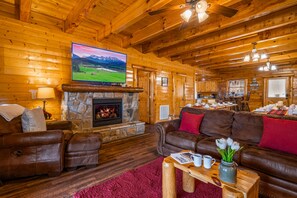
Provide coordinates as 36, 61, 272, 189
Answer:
216, 137, 242, 184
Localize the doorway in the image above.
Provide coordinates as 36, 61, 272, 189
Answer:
134, 67, 155, 124
173, 74, 186, 116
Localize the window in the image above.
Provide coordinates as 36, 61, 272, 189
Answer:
228, 79, 245, 96
268, 78, 286, 98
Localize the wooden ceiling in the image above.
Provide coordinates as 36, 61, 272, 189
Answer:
1, 0, 297, 77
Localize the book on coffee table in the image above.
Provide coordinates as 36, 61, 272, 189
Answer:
170, 151, 193, 164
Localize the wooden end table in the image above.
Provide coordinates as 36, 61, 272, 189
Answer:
162, 156, 260, 198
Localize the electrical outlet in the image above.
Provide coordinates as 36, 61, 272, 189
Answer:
29, 89, 38, 99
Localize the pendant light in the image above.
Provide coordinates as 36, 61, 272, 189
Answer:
258, 59, 277, 71
243, 43, 267, 62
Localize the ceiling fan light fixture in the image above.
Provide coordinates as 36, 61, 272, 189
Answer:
180, 9, 193, 22
196, 0, 208, 13
197, 12, 209, 23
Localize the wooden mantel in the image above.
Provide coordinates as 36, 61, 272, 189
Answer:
61, 84, 143, 93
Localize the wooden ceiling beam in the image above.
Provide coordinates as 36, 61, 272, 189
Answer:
130, 0, 243, 46
196, 51, 297, 69
216, 61, 297, 74
156, 5, 297, 58
173, 23, 297, 61
183, 34, 297, 65
190, 46, 297, 66
97, 0, 173, 41
130, 13, 183, 46
64, 0, 99, 33
19, 0, 32, 22
172, 36, 258, 61
142, 0, 297, 53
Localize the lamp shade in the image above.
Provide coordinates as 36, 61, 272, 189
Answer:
180, 9, 192, 22
197, 12, 209, 23
37, 87, 55, 99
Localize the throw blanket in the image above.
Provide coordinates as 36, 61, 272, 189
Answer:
0, 104, 25, 121
268, 109, 287, 116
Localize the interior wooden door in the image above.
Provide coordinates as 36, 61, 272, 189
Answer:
263, 77, 290, 106
173, 74, 186, 116
137, 70, 151, 123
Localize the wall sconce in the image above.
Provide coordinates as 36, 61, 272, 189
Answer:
37, 87, 55, 119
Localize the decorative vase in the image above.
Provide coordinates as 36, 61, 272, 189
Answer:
219, 160, 237, 184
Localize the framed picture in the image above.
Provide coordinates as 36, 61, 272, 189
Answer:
161, 77, 168, 87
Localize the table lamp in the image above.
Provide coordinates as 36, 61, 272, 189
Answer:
37, 87, 55, 119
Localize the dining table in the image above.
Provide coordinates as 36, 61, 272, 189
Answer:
191, 103, 238, 111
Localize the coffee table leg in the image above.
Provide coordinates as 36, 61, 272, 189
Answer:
223, 186, 244, 198
162, 158, 176, 198
183, 171, 195, 193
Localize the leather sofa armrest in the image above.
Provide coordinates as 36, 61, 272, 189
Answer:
46, 120, 73, 130
155, 119, 180, 155
0, 130, 64, 148
155, 119, 180, 135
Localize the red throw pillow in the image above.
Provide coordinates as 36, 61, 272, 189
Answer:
179, 112, 204, 134
259, 116, 297, 155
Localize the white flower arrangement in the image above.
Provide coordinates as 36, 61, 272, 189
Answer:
216, 137, 242, 162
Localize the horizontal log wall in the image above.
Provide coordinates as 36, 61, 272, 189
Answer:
0, 16, 195, 121
216, 70, 297, 111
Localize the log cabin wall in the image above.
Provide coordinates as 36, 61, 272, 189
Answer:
214, 70, 297, 111
2, 0, 297, 121
0, 16, 196, 122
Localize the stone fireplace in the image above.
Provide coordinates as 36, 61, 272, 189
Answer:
93, 98, 122, 127
61, 84, 144, 142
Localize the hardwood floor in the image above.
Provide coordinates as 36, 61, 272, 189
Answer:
0, 129, 159, 198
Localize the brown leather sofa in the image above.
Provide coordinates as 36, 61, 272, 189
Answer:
0, 115, 102, 184
156, 107, 297, 198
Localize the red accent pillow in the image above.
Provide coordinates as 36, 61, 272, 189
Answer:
179, 112, 204, 134
259, 116, 297, 155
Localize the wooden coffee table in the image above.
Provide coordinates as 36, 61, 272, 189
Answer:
162, 155, 260, 198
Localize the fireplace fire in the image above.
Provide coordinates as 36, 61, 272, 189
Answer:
93, 98, 122, 127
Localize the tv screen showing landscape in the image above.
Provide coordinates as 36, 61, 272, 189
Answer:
71, 43, 127, 84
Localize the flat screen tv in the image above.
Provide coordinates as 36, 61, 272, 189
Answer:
71, 43, 127, 84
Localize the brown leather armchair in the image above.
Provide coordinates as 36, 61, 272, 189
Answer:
0, 116, 65, 183
0, 130, 64, 180
0, 115, 102, 184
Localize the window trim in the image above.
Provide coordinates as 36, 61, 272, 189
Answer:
267, 77, 287, 98
227, 79, 247, 96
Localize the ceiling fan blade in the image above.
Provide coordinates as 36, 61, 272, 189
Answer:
149, 4, 186, 15
207, 3, 238, 18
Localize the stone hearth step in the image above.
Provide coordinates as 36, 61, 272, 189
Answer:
72, 121, 145, 143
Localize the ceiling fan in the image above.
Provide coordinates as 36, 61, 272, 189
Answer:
149, 0, 238, 23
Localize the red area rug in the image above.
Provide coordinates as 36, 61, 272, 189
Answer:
74, 157, 222, 198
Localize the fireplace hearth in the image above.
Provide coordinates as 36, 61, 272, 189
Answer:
93, 98, 122, 127
61, 84, 145, 142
